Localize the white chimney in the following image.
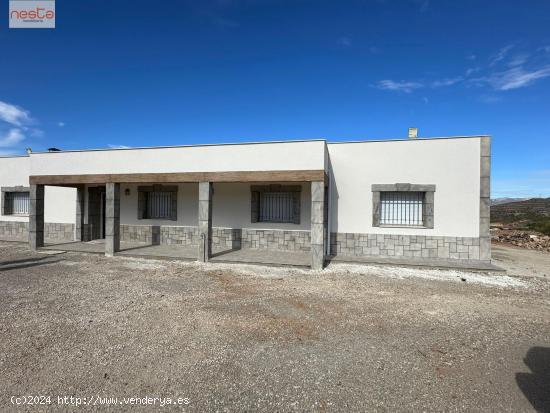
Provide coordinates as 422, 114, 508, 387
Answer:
408, 127, 418, 139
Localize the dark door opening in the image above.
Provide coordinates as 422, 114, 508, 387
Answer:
87, 186, 106, 240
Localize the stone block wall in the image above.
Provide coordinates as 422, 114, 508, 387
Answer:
0, 221, 28, 241
212, 228, 242, 250
0, 221, 74, 243
162, 226, 199, 245
119, 224, 310, 252
44, 223, 75, 242
330, 232, 486, 262
120, 224, 199, 246
241, 229, 310, 251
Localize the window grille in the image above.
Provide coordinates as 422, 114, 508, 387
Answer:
380, 191, 424, 226
145, 191, 172, 219
259, 192, 295, 223
4, 192, 30, 215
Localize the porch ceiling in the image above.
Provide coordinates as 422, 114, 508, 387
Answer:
29, 170, 327, 186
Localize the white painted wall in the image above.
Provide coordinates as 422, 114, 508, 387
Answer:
30, 141, 326, 176
212, 183, 311, 230
45, 187, 76, 224
0, 156, 30, 222
120, 183, 198, 226
0, 156, 75, 224
116, 182, 311, 230
328, 138, 481, 237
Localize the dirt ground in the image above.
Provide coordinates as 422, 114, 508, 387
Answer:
0, 241, 549, 412
492, 243, 550, 279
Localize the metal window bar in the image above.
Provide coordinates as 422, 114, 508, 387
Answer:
380, 191, 424, 226
5, 192, 30, 215
259, 192, 294, 223
146, 191, 172, 219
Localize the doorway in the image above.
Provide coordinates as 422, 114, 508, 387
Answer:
87, 186, 106, 240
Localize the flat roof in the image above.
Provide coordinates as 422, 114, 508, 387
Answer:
0, 135, 490, 158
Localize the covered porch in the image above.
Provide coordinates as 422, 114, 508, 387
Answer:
29, 170, 326, 269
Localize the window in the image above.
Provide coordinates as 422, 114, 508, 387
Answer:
380, 191, 424, 226
251, 185, 301, 224
259, 192, 295, 223
145, 191, 173, 219
137, 185, 177, 221
2, 189, 30, 216
372, 183, 435, 229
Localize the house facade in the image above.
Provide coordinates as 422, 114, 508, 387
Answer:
0, 134, 491, 269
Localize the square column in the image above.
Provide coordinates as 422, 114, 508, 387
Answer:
311, 181, 325, 270
198, 182, 212, 262
479, 136, 491, 261
75, 185, 85, 241
29, 184, 45, 250
105, 183, 120, 257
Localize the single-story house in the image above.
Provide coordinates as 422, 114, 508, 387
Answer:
0, 131, 491, 269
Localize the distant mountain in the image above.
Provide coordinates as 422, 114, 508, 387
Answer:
491, 198, 550, 221
491, 197, 528, 206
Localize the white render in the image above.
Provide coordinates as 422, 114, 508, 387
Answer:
30, 140, 326, 176
0, 156, 75, 224
327, 137, 481, 237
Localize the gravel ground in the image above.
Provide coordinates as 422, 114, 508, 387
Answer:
0, 241, 549, 412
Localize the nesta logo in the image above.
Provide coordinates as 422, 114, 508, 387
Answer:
11, 7, 54, 20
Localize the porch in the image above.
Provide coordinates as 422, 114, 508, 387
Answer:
30, 170, 327, 269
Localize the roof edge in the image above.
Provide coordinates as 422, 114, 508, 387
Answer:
327, 135, 490, 145
29, 138, 327, 155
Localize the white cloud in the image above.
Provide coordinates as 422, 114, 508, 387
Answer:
431, 76, 463, 88
478, 94, 502, 104
375, 43, 550, 96
484, 66, 550, 90
108, 144, 130, 149
507, 53, 529, 67
0, 101, 31, 127
58, 121, 65, 127
374, 80, 424, 93
0, 129, 25, 148
489, 43, 515, 66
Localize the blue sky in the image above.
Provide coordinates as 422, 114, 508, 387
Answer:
1, 0, 549, 198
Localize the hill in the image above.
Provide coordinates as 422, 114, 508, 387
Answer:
491, 197, 550, 235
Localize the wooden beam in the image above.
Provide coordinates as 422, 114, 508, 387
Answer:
29, 170, 326, 185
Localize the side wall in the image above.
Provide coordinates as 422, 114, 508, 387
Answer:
0, 156, 76, 242
328, 137, 488, 262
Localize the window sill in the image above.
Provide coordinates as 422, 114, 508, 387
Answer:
3, 214, 29, 217
378, 224, 429, 229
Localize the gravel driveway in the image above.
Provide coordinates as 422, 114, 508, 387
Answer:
0, 241, 549, 412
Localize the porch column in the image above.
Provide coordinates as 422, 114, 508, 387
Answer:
311, 181, 325, 270
75, 185, 85, 241
198, 182, 212, 262
29, 184, 44, 250
105, 183, 120, 257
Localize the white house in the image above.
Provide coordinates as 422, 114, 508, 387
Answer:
0, 132, 491, 269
